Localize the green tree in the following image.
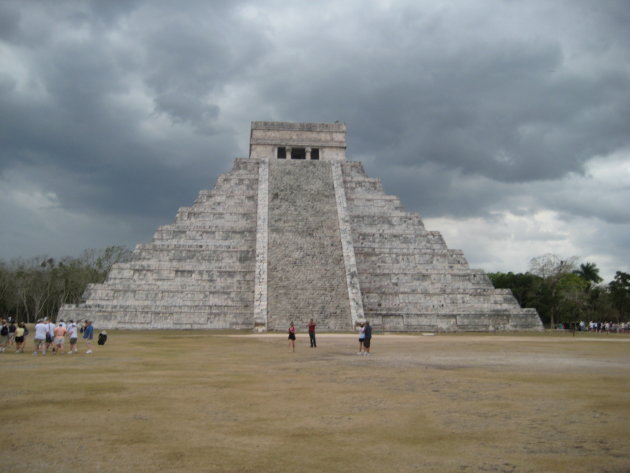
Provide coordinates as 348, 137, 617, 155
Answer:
555, 273, 590, 323
0, 246, 131, 322
573, 262, 603, 286
609, 271, 630, 321
488, 272, 541, 308
528, 254, 580, 328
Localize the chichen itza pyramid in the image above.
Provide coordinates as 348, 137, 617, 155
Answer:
60, 121, 542, 332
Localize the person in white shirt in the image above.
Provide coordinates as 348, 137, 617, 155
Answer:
44, 318, 55, 352
34, 319, 48, 355
67, 321, 79, 354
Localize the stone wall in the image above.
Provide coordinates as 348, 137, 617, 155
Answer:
59, 159, 260, 329
59, 121, 542, 332
249, 121, 347, 161
341, 161, 542, 331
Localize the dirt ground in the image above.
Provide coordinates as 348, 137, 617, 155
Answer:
1, 330, 629, 473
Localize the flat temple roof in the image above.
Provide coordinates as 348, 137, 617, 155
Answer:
250, 121, 346, 132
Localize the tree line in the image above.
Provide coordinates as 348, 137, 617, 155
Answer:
1, 248, 628, 328
0, 246, 132, 323
489, 254, 630, 327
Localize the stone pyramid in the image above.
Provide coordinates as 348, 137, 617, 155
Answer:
60, 121, 542, 332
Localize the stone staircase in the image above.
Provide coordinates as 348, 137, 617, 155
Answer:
266, 160, 353, 331
341, 161, 541, 331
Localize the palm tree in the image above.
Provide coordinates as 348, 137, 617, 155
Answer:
574, 262, 603, 285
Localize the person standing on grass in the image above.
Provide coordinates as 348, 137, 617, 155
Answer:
357, 322, 365, 354
83, 320, 94, 354
308, 318, 317, 348
0, 319, 8, 353
53, 322, 67, 355
15, 322, 26, 353
67, 320, 79, 354
288, 321, 296, 352
8, 320, 17, 347
44, 318, 55, 353
362, 321, 372, 356
34, 319, 47, 355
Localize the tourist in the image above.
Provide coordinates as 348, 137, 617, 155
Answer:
44, 318, 55, 352
67, 320, 79, 354
308, 318, 317, 348
288, 321, 296, 352
15, 322, 26, 353
363, 321, 372, 356
53, 322, 67, 354
357, 322, 365, 354
83, 320, 94, 354
33, 319, 48, 355
0, 319, 8, 353
8, 319, 17, 346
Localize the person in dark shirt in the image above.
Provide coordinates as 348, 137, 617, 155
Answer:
83, 320, 94, 354
363, 321, 372, 356
308, 319, 317, 348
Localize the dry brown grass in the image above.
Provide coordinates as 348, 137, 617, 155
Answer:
2, 330, 629, 473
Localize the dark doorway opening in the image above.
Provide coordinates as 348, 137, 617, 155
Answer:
277, 147, 286, 159
292, 147, 306, 159
311, 148, 320, 160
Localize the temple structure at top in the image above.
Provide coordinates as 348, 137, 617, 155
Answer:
249, 121, 347, 161
60, 121, 542, 332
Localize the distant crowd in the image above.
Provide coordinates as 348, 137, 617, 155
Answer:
0, 318, 107, 355
558, 320, 630, 333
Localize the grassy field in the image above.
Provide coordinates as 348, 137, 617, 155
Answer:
1, 330, 629, 473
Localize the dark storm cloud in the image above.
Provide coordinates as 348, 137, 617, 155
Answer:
243, 0, 630, 223
0, 0, 256, 220
1, 0, 629, 279
0, 2, 20, 41
260, 3, 630, 186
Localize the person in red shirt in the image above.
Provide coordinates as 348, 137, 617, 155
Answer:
308, 319, 317, 348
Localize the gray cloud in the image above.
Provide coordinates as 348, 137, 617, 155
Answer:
1, 0, 629, 281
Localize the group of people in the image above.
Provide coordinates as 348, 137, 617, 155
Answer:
357, 321, 372, 355
557, 320, 630, 333
586, 321, 630, 333
287, 319, 373, 355
0, 318, 100, 355
0, 319, 25, 353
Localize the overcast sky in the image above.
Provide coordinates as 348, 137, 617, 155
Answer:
1, 0, 629, 282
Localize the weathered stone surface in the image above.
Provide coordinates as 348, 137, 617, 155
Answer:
60, 158, 260, 329
266, 160, 351, 331
340, 161, 541, 331
59, 121, 542, 332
